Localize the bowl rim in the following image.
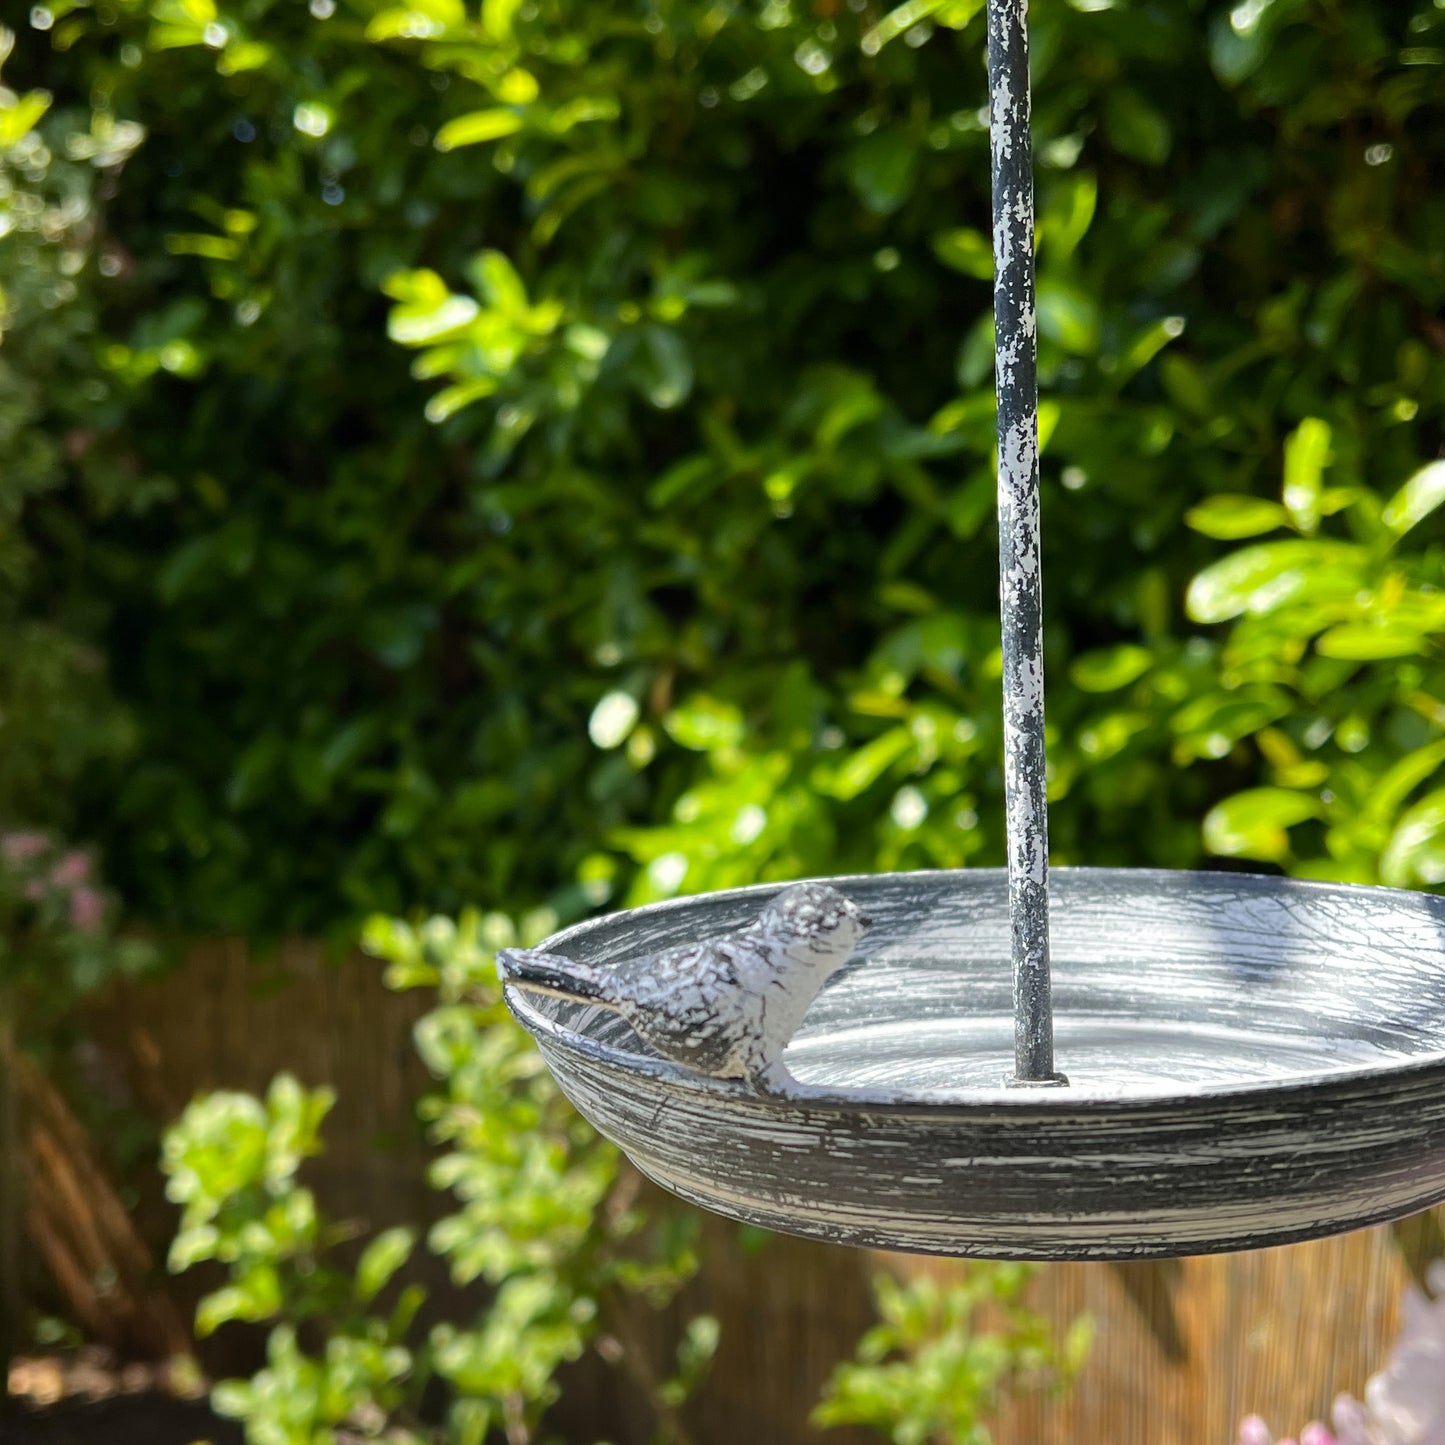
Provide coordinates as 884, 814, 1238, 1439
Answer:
504, 866, 1445, 1113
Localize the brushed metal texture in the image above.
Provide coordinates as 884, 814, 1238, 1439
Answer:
504, 868, 1445, 1259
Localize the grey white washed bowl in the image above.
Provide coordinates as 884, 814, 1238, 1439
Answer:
502, 868, 1445, 1260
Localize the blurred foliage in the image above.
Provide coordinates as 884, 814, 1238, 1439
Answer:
0, 29, 153, 1041
162, 910, 712, 1444
813, 1265, 1093, 1445
4, 0, 1444, 932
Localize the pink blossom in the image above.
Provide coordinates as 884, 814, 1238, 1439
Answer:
1237, 1412, 1337, 1445
50, 852, 91, 887
67, 886, 105, 934
1330, 1394, 1370, 1445
1248, 1261, 1445, 1445
2, 831, 50, 862
1332, 1258, 1445, 1445
23, 878, 46, 902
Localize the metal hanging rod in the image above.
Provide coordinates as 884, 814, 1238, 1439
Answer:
985, 0, 1063, 1086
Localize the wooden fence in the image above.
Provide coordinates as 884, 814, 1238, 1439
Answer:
53, 938, 1444, 1444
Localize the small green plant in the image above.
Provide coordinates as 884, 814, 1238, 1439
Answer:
162, 910, 714, 1445
812, 1266, 1092, 1445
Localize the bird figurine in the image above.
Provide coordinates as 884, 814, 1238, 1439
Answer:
497, 881, 871, 1097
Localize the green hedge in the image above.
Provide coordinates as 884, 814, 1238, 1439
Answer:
8, 0, 1445, 934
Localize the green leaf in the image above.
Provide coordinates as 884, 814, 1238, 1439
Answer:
662, 696, 744, 751
466, 250, 529, 312
1185, 541, 1364, 624
357, 1227, 417, 1303
931, 228, 993, 280
1382, 460, 1445, 538
1111, 316, 1185, 385
1315, 623, 1427, 660
366, 0, 464, 39
864, 0, 983, 51
1103, 88, 1172, 164
388, 294, 480, 346
1366, 741, 1445, 832
828, 728, 913, 800
425, 376, 499, 423
1184, 495, 1291, 540
210, 1381, 255, 1420
548, 96, 621, 133
1281, 417, 1330, 534
1382, 789, 1445, 888
1172, 689, 1290, 759
845, 131, 919, 217
1203, 788, 1320, 862
1069, 645, 1153, 693
1037, 173, 1097, 259
635, 326, 693, 410
0, 90, 52, 148
196, 1265, 283, 1335
483, 0, 522, 37
434, 109, 525, 151
1035, 280, 1100, 355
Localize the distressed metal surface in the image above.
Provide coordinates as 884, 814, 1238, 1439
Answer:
986, 0, 1055, 1083
505, 869, 1445, 1259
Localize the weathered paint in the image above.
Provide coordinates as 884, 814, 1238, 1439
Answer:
506, 869, 1445, 1259
499, 882, 868, 1094
987, 0, 1055, 1083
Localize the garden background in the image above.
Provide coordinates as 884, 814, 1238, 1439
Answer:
2, 0, 1445, 1439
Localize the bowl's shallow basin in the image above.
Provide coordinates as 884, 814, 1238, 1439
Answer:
504, 868, 1445, 1259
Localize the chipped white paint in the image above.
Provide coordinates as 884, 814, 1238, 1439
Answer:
499, 882, 869, 1095
506, 869, 1445, 1260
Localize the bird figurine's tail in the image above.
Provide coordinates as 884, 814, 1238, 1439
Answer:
496, 948, 618, 1008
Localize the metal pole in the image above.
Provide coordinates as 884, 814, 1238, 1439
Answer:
986, 0, 1064, 1086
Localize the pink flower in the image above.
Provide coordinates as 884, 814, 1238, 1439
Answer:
1330, 1394, 1370, 1445
2, 831, 50, 862
1332, 1258, 1445, 1445
50, 852, 91, 887
23, 878, 46, 902
1237, 1413, 1337, 1445
1244, 1261, 1445, 1445
67, 887, 105, 934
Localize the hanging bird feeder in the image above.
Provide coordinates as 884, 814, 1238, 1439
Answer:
501, 0, 1445, 1260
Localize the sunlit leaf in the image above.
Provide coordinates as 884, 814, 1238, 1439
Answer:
931, 227, 993, 280
1315, 623, 1428, 660
1382, 789, 1445, 888
1204, 788, 1320, 862
1281, 417, 1330, 535
1185, 541, 1364, 624
435, 109, 525, 151
357, 1227, 416, 1303
1069, 645, 1153, 693
827, 728, 912, 800
1383, 460, 1445, 538
1185, 495, 1291, 540
1035, 279, 1099, 355
663, 696, 744, 751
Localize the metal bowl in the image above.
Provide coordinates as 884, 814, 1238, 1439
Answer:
503, 868, 1445, 1259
